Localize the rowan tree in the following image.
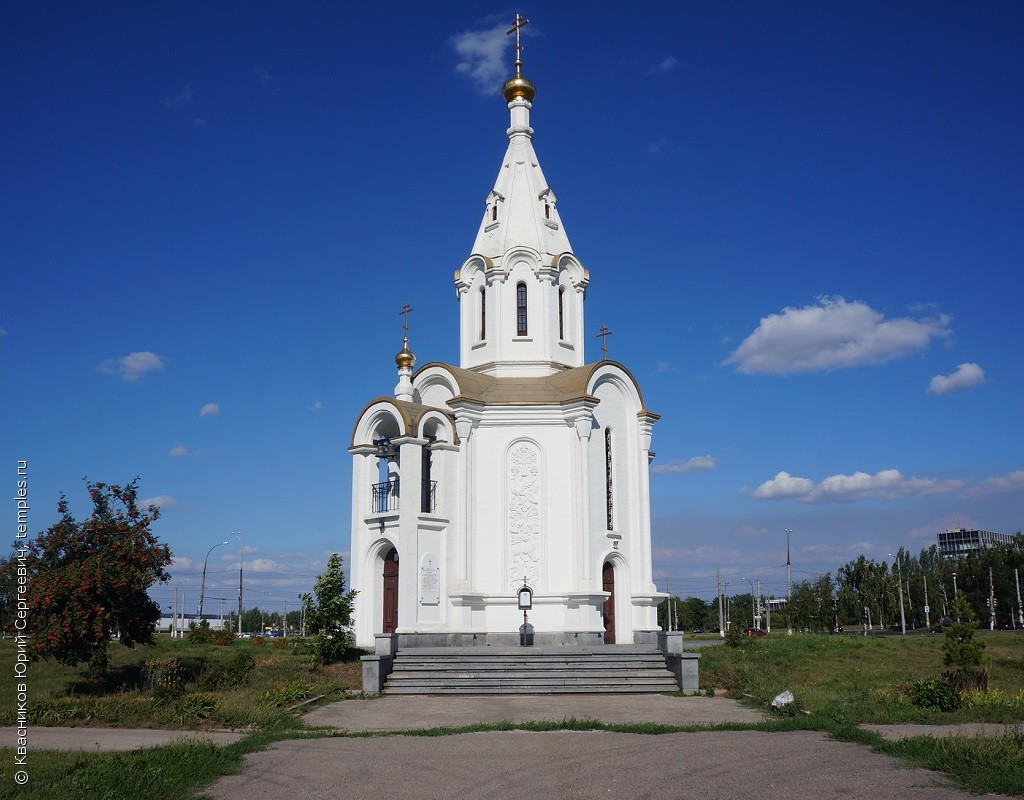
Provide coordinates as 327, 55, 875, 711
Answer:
19, 479, 172, 679
302, 553, 356, 664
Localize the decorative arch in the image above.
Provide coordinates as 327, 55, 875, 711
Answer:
350, 401, 406, 448
364, 537, 399, 637
600, 550, 631, 645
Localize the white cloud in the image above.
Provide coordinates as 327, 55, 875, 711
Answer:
162, 83, 193, 109
968, 470, 1024, 496
752, 471, 815, 500
192, 117, 206, 127
655, 360, 677, 373
652, 456, 717, 474
724, 297, 951, 374
451, 22, 514, 96
927, 362, 985, 395
141, 494, 176, 510
754, 469, 966, 503
199, 402, 219, 417
647, 138, 667, 156
247, 558, 281, 572
169, 555, 199, 572
98, 351, 165, 381
308, 400, 324, 411
169, 445, 196, 457
647, 56, 680, 74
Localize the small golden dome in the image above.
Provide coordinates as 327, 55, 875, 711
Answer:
502, 75, 536, 103
395, 337, 416, 370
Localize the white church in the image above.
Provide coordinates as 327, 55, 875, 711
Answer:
348, 30, 664, 651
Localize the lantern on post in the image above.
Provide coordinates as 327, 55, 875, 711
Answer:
518, 576, 533, 646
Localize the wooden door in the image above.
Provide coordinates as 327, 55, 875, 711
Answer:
602, 561, 616, 644
382, 548, 399, 634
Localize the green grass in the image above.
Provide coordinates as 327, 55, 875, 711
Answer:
876, 729, 1024, 798
698, 630, 1024, 724
3, 632, 1022, 799
0, 635, 364, 730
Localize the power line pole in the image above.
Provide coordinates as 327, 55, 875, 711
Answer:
785, 529, 793, 635
989, 567, 996, 631
232, 530, 244, 635
1015, 568, 1022, 629
717, 566, 724, 638
923, 575, 930, 629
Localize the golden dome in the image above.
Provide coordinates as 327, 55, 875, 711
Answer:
395, 337, 416, 370
502, 75, 536, 103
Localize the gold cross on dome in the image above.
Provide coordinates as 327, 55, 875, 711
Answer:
400, 302, 414, 337
596, 324, 613, 361
506, 13, 530, 77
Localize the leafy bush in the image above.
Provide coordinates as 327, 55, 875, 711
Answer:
211, 628, 236, 646
196, 650, 255, 690
260, 681, 314, 708
909, 678, 961, 711
168, 693, 218, 724
143, 657, 187, 695
186, 624, 213, 645
723, 625, 742, 648
961, 687, 1024, 710
251, 635, 266, 647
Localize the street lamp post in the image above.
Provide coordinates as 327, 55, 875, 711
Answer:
785, 529, 793, 635
198, 540, 230, 621
174, 579, 189, 638
232, 531, 243, 635
744, 577, 756, 630
889, 552, 907, 635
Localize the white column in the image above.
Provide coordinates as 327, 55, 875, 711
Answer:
574, 415, 593, 585
396, 439, 424, 632
636, 413, 659, 589
454, 417, 476, 587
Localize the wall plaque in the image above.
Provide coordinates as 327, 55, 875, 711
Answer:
420, 554, 440, 605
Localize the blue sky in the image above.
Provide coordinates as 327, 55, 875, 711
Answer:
3, 3, 1022, 613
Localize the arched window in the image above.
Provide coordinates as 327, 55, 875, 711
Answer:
558, 287, 565, 341
479, 286, 486, 340
516, 282, 528, 336
605, 427, 614, 530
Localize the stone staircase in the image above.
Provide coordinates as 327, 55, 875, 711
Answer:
383, 644, 680, 695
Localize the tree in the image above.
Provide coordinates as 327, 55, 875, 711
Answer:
943, 591, 988, 691
17, 480, 172, 679
302, 553, 357, 664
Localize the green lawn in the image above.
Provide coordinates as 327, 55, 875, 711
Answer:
3, 631, 1022, 799
698, 630, 1024, 724
0, 634, 363, 730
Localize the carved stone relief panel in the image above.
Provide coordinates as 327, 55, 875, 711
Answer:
507, 441, 541, 590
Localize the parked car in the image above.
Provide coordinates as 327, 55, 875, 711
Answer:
744, 627, 766, 637
691, 627, 705, 635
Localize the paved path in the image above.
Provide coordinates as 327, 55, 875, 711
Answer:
1, 726, 244, 752
862, 721, 1022, 741
206, 729, 1008, 800
8, 696, 1019, 799
303, 693, 765, 731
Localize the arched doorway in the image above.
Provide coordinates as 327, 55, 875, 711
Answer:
602, 561, 616, 644
382, 548, 399, 634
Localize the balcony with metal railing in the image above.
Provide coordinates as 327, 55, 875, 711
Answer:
370, 478, 438, 514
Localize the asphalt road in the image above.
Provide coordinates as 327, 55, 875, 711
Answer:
205, 729, 1004, 800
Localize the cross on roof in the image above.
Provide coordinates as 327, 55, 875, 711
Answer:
596, 324, 613, 361
400, 302, 414, 337
506, 13, 530, 77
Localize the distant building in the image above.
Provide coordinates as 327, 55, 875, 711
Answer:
937, 527, 1016, 558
